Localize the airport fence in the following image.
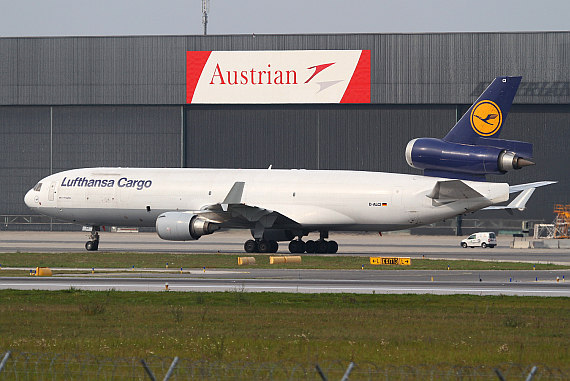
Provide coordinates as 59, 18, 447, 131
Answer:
0, 350, 567, 380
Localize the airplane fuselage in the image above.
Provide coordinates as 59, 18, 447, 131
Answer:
21, 77, 548, 254
25, 167, 509, 233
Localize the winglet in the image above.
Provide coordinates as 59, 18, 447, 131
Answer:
221, 182, 245, 211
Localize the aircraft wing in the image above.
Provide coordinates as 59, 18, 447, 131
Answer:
194, 181, 355, 230
195, 181, 301, 229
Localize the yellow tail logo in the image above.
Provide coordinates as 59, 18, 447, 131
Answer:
470, 100, 502, 136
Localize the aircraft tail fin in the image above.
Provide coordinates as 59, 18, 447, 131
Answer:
444, 76, 521, 144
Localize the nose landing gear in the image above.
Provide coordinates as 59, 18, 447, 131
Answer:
85, 228, 100, 251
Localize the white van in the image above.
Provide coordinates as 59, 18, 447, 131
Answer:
460, 232, 497, 248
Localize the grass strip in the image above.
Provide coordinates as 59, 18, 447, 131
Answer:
0, 252, 567, 271
0, 290, 568, 367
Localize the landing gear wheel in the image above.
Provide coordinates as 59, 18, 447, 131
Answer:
327, 240, 338, 254
461, 242, 467, 248
289, 240, 305, 254
269, 240, 279, 253
481, 242, 487, 248
258, 240, 271, 253
288, 241, 295, 253
316, 240, 329, 254
244, 239, 258, 253
85, 229, 100, 251
305, 240, 316, 254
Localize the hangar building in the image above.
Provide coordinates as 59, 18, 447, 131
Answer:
1, 32, 569, 232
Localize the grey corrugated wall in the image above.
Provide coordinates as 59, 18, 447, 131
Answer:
0, 107, 51, 214
185, 105, 455, 171
0, 106, 181, 216
0, 32, 569, 105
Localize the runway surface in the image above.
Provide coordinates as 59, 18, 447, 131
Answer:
1, 269, 569, 296
1, 230, 569, 264
1, 231, 568, 296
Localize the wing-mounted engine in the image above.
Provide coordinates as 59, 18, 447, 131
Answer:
405, 76, 535, 181
156, 212, 220, 241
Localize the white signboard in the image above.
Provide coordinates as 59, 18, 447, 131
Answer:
186, 50, 370, 104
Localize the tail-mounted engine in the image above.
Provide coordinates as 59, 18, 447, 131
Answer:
405, 137, 534, 180
156, 212, 220, 241
405, 76, 535, 180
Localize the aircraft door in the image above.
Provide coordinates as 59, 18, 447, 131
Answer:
48, 182, 57, 201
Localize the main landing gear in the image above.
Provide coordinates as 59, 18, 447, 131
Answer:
243, 232, 338, 254
299, 231, 338, 254
85, 228, 100, 251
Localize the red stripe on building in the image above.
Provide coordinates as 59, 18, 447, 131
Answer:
186, 51, 212, 103
340, 50, 371, 103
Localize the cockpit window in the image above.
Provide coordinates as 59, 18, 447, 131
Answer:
33, 183, 42, 191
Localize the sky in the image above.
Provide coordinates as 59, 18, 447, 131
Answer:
0, 0, 568, 37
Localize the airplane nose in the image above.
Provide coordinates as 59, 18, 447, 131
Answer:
24, 189, 37, 209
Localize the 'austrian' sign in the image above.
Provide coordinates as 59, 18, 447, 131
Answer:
186, 50, 370, 104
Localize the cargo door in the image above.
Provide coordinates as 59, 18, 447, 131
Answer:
85, 176, 118, 208
401, 186, 424, 226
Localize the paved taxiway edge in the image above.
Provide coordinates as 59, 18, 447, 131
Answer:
1, 268, 569, 296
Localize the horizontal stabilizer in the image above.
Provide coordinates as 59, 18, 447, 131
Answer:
484, 188, 534, 212
483, 180, 557, 212
508, 181, 557, 193
427, 180, 482, 202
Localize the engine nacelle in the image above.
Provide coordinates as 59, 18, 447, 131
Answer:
405, 138, 534, 177
156, 212, 220, 241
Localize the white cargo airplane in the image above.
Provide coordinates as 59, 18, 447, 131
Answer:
24, 76, 555, 253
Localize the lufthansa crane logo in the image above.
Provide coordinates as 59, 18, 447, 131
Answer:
470, 100, 503, 136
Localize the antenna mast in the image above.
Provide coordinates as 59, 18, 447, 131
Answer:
202, 0, 210, 35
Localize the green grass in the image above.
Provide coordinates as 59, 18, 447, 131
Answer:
0, 290, 568, 367
0, 252, 566, 271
